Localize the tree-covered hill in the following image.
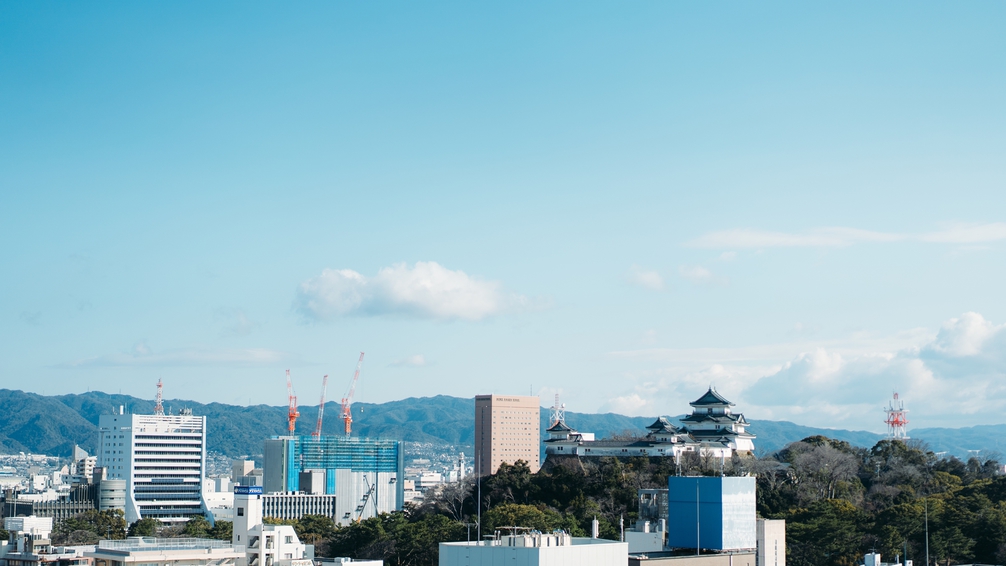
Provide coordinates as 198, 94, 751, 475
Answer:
0, 388, 1000, 460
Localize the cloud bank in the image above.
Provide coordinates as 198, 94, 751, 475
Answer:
296, 262, 525, 321
607, 312, 1006, 430
69, 342, 286, 367
687, 222, 1006, 249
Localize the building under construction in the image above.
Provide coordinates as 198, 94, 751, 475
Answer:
261, 435, 403, 526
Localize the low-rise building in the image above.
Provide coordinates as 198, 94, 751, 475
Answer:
86, 538, 243, 566
1, 516, 94, 566
440, 532, 628, 566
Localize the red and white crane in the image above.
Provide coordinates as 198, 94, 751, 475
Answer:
312, 374, 329, 437
286, 370, 299, 434
340, 352, 365, 437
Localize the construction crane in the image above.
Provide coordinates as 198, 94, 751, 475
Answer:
340, 352, 365, 437
286, 370, 299, 434
154, 379, 164, 416
312, 374, 329, 437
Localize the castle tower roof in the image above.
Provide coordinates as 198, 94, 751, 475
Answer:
689, 387, 734, 407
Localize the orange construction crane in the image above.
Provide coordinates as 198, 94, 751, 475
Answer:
340, 352, 365, 437
286, 370, 299, 434
312, 374, 329, 437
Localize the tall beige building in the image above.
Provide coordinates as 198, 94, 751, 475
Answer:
474, 394, 540, 475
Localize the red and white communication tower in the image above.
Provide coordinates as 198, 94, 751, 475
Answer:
884, 392, 909, 440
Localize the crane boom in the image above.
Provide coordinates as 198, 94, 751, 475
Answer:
286, 370, 299, 434
340, 352, 365, 437
313, 374, 329, 437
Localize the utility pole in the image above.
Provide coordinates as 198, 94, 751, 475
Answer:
925, 498, 930, 566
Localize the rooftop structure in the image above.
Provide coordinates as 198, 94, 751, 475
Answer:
1, 516, 94, 566
86, 538, 243, 566
440, 533, 627, 566
666, 477, 756, 552
545, 388, 755, 461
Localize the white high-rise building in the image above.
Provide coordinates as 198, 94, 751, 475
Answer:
98, 408, 210, 524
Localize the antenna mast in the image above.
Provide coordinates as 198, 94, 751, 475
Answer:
313, 374, 329, 437
154, 379, 164, 416
549, 394, 565, 427
884, 392, 910, 440
340, 352, 365, 437
286, 370, 299, 434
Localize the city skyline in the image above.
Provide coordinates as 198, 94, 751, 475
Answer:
3, 3, 1006, 432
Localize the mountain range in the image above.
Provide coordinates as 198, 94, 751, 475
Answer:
0, 389, 1000, 460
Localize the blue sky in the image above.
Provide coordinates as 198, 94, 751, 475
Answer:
3, 2, 1006, 432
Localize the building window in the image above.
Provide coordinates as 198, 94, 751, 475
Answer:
238, 507, 244, 516
285, 536, 292, 544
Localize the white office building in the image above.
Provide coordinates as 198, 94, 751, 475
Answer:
97, 409, 210, 524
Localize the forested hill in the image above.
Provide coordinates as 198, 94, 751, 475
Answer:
0, 388, 998, 459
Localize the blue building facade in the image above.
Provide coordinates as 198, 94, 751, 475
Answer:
263, 435, 404, 524
666, 476, 756, 551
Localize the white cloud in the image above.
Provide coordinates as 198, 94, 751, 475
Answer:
606, 312, 1006, 430
626, 265, 664, 291
678, 265, 712, 282
296, 262, 526, 321
68, 342, 287, 367
687, 222, 1006, 249
678, 265, 726, 285
600, 393, 655, 416
391, 354, 429, 367
215, 308, 256, 337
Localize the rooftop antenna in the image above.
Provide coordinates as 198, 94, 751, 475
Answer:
154, 379, 164, 416
549, 394, 565, 427
884, 392, 909, 440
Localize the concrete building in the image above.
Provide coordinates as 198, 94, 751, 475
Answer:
440, 533, 627, 566
86, 538, 243, 566
1, 485, 98, 523
232, 486, 313, 566
0, 516, 94, 566
545, 388, 755, 462
666, 477, 756, 552
97, 409, 210, 524
474, 395, 541, 475
262, 436, 402, 526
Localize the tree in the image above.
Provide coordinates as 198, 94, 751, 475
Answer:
296, 515, 335, 545
52, 510, 127, 545
128, 518, 160, 537
209, 520, 232, 541
182, 515, 211, 538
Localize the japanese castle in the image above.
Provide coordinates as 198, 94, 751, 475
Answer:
544, 387, 756, 459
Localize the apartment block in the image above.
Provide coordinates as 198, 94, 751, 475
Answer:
474, 394, 540, 475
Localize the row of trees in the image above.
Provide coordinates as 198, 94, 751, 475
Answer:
49, 510, 233, 545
